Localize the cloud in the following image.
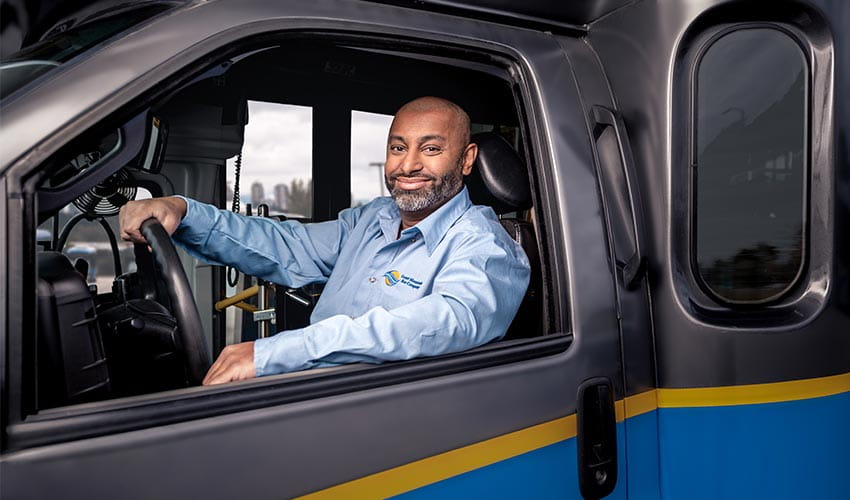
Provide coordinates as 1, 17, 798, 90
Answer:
228, 101, 312, 190
226, 103, 393, 208
351, 110, 394, 204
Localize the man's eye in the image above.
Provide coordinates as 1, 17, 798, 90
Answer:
389, 145, 406, 153
422, 146, 442, 155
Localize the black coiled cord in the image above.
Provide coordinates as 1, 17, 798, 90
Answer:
230, 151, 242, 214
227, 151, 243, 287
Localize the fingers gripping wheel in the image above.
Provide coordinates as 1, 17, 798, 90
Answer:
140, 218, 211, 384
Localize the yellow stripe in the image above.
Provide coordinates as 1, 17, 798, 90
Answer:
296, 414, 577, 500
614, 399, 625, 421
623, 389, 658, 418
298, 372, 850, 499
658, 372, 850, 408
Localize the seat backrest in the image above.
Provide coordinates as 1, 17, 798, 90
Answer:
465, 132, 532, 214
466, 132, 541, 339
37, 251, 111, 408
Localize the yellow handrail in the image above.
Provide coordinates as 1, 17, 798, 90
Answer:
233, 302, 257, 313
215, 285, 259, 311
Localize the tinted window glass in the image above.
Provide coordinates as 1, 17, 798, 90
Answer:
695, 29, 807, 303
0, 5, 171, 99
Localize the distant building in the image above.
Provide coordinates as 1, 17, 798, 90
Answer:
274, 183, 290, 211
250, 181, 264, 206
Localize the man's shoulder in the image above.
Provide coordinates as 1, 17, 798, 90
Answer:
352, 196, 396, 217
448, 204, 520, 251
337, 196, 395, 227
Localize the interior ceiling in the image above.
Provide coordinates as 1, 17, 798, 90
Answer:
184, 41, 518, 125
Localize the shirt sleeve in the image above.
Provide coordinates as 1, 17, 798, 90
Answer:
253, 229, 531, 375
171, 197, 362, 287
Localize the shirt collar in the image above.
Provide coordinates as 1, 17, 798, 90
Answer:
377, 187, 472, 254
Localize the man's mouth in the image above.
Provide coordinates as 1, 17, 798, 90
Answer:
392, 176, 434, 191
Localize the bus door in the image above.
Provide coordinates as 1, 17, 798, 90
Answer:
588, 1, 850, 498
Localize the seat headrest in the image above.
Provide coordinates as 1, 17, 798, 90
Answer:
465, 132, 532, 214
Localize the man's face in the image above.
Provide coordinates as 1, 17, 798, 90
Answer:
385, 108, 476, 214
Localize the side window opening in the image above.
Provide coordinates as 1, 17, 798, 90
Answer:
27, 35, 548, 414
693, 28, 808, 304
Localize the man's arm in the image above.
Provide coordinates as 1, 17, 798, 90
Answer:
122, 196, 363, 288
203, 230, 530, 384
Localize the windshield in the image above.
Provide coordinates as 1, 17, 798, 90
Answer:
0, 4, 172, 100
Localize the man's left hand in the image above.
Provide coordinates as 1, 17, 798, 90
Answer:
203, 342, 256, 385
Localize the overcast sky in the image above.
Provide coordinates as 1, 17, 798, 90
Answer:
226, 102, 394, 209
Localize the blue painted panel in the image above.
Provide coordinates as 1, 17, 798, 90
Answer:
623, 410, 661, 500
394, 424, 628, 500
658, 391, 850, 499
390, 393, 850, 499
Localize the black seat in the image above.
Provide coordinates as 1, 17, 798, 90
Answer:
466, 132, 542, 340
37, 252, 111, 408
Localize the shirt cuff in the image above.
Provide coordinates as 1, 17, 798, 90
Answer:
254, 329, 312, 376
172, 196, 217, 246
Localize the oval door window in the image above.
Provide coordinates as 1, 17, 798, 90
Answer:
694, 28, 808, 304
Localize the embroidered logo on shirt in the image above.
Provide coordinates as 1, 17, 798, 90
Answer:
384, 270, 401, 286
383, 270, 422, 289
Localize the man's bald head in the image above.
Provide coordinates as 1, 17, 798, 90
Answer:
394, 96, 471, 149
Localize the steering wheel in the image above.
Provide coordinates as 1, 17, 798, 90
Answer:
139, 218, 211, 384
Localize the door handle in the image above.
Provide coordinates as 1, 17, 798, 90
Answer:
591, 105, 648, 292
577, 377, 618, 499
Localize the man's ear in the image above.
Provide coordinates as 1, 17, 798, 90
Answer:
461, 143, 478, 176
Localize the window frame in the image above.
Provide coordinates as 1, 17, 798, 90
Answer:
3, 27, 569, 452
670, 5, 835, 328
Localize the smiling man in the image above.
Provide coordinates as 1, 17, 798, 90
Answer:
120, 96, 530, 385
385, 97, 474, 227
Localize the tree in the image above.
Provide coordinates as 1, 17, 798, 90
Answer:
288, 178, 312, 217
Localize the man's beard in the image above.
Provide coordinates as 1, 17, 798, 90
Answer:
386, 166, 464, 212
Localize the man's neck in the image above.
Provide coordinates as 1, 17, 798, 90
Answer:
399, 209, 434, 232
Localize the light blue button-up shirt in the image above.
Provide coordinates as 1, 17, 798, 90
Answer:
173, 187, 530, 375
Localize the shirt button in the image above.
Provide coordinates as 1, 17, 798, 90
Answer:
369, 277, 376, 283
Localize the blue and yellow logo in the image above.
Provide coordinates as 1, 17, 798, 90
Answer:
384, 270, 402, 286
383, 270, 422, 289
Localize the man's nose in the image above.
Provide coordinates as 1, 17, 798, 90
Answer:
394, 151, 424, 176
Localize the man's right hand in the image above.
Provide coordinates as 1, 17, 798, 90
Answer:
119, 196, 188, 244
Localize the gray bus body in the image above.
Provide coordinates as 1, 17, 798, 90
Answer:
1, 1, 848, 498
